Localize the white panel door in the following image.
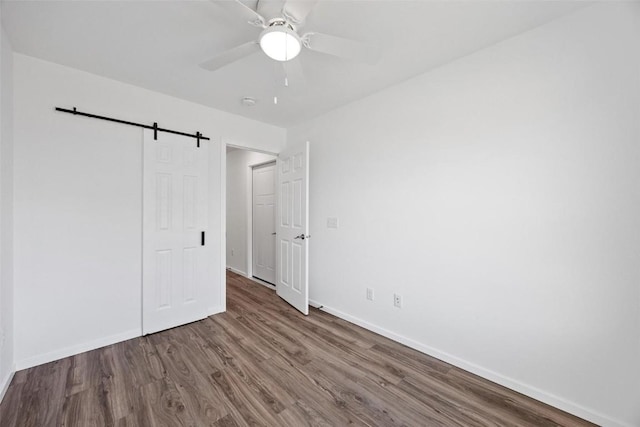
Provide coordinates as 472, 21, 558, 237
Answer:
276, 140, 309, 315
252, 162, 276, 284
142, 129, 209, 335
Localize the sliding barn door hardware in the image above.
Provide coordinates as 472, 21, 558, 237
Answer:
55, 106, 209, 145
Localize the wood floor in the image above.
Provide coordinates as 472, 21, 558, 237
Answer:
0, 271, 593, 427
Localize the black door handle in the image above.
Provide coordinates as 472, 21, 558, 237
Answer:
201, 231, 205, 246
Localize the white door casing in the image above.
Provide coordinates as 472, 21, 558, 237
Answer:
142, 129, 210, 335
252, 162, 276, 284
276, 140, 309, 315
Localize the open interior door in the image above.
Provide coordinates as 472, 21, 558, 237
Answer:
276, 140, 309, 315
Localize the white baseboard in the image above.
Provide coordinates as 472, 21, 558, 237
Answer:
0, 365, 15, 404
15, 328, 141, 371
309, 300, 323, 309
226, 266, 247, 277
309, 299, 629, 427
226, 267, 275, 290
15, 306, 229, 372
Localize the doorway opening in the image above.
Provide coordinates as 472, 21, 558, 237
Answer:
225, 146, 277, 290
223, 140, 310, 315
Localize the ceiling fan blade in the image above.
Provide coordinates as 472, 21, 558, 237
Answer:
210, 0, 266, 27
282, 0, 319, 25
302, 32, 379, 64
282, 58, 306, 88
199, 41, 260, 71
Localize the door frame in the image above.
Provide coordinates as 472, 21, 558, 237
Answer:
221, 143, 278, 310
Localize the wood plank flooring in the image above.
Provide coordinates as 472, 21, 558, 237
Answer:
0, 271, 594, 426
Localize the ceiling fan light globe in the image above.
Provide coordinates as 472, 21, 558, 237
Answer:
259, 26, 301, 62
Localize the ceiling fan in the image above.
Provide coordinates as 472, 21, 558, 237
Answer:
200, 0, 378, 74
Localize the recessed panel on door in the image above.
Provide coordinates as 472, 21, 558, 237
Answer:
155, 249, 172, 309
183, 176, 197, 230
156, 174, 172, 230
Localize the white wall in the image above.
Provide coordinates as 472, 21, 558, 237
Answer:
288, 4, 640, 427
226, 148, 276, 276
13, 54, 285, 369
0, 20, 15, 399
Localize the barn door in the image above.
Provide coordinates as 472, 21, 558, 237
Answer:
142, 129, 210, 334
276, 140, 309, 315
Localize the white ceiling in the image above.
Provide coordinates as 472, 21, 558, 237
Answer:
2, 0, 585, 128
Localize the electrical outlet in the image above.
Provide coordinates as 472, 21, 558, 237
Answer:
366, 288, 374, 301
394, 293, 402, 308
231, 249, 235, 256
